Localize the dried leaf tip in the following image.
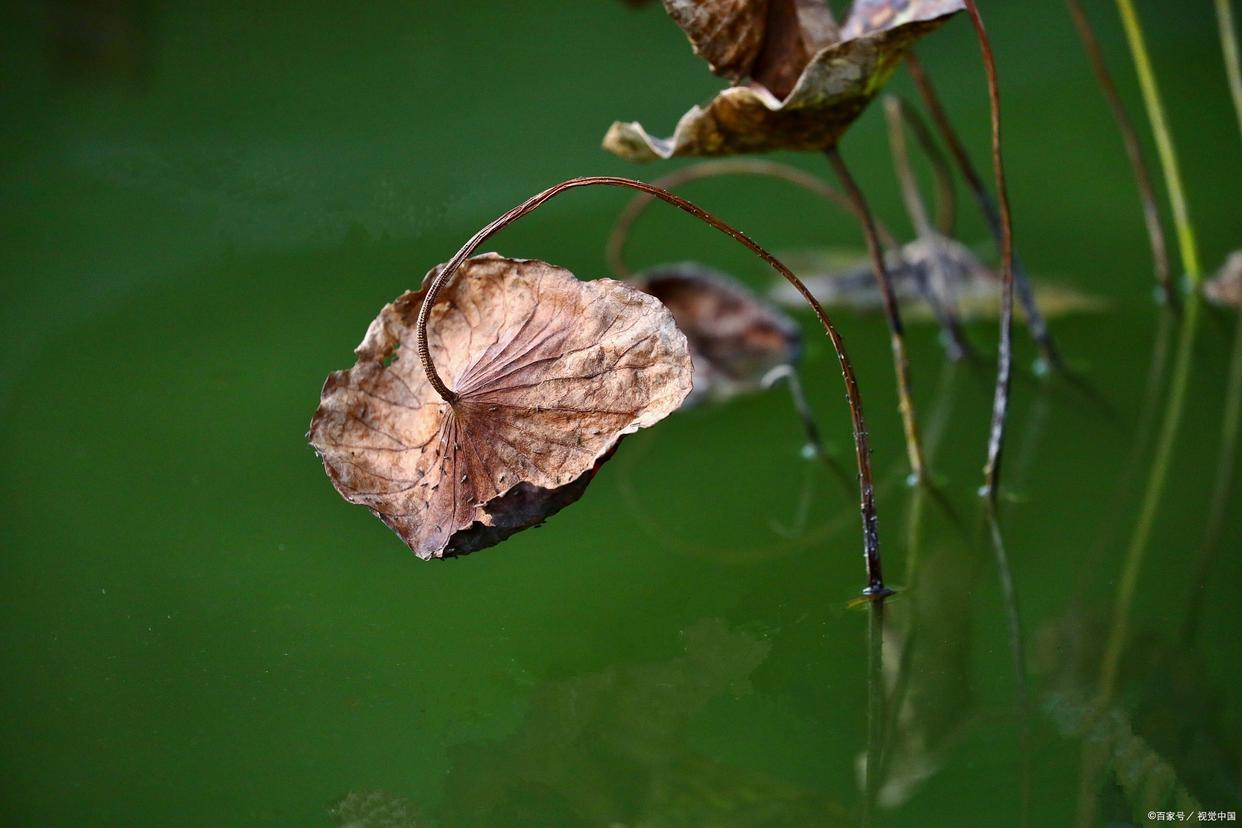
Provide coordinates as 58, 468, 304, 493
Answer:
309, 253, 693, 559
1205, 251, 1242, 309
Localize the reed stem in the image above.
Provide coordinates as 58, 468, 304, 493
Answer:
1113, 0, 1203, 285
416, 176, 890, 597
1216, 0, 1242, 143
885, 96, 973, 361
1065, 0, 1174, 303
827, 146, 928, 485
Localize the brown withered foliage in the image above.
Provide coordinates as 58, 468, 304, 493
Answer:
1205, 251, 1242, 309
604, 0, 965, 160
630, 263, 801, 404
308, 253, 692, 559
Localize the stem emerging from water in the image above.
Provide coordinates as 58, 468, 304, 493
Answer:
827, 146, 928, 485
959, 0, 1016, 502
1065, 0, 1173, 303
905, 52, 1060, 373
415, 176, 890, 597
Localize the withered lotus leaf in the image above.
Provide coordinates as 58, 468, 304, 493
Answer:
1205, 250, 1242, 309
308, 253, 693, 559
630, 263, 800, 404
603, 0, 964, 161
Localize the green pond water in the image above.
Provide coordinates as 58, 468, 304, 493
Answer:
2, 1, 1240, 825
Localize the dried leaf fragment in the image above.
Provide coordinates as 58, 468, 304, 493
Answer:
604, 0, 965, 160
631, 262, 800, 404
1205, 250, 1242, 309
308, 253, 693, 559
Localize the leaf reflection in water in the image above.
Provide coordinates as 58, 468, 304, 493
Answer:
433, 619, 847, 827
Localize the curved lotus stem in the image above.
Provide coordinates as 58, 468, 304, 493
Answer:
415, 176, 890, 598
1064, 0, 1173, 303
958, 0, 1016, 502
604, 158, 896, 278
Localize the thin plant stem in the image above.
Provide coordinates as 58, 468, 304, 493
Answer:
827, 146, 929, 485
415, 176, 891, 597
1113, 0, 1203, 284
959, 0, 1017, 502
894, 99, 958, 238
605, 158, 897, 277
761, 363, 852, 491
885, 96, 973, 361
1079, 9, 1207, 814
1065, 0, 1174, 303
1216, 0, 1242, 143
905, 52, 1062, 373
903, 359, 961, 587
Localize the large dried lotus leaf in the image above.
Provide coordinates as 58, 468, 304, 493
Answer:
308, 253, 693, 559
604, 0, 963, 160
631, 263, 800, 404
1205, 250, 1242, 309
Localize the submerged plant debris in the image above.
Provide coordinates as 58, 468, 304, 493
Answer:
769, 238, 1105, 320
630, 262, 801, 405
308, 253, 692, 559
603, 0, 965, 160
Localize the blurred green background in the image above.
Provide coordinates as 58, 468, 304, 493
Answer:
1, 1, 1240, 825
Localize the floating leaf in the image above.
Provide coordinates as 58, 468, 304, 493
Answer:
308, 253, 693, 559
631, 263, 801, 404
1205, 250, 1242, 309
603, 0, 964, 160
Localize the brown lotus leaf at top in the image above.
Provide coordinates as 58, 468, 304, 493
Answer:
308, 253, 693, 559
630, 262, 801, 404
603, 0, 964, 161
1204, 250, 1242, 309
